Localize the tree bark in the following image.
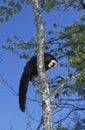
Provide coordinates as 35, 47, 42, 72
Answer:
31, 0, 54, 130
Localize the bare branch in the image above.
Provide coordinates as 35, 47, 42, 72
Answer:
58, 98, 85, 102
55, 107, 85, 124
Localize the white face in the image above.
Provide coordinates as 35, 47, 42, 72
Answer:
48, 60, 57, 68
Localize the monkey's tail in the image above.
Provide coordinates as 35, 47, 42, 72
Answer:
19, 70, 30, 112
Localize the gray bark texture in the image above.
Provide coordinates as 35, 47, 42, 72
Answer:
31, 0, 54, 130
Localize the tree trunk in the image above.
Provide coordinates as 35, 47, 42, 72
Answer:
31, 0, 54, 130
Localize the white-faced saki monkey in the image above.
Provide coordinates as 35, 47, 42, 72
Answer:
19, 53, 58, 112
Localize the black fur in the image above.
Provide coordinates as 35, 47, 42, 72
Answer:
19, 53, 57, 112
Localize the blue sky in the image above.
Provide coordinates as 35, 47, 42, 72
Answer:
0, 3, 84, 130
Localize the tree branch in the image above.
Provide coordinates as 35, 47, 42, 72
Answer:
36, 117, 43, 130
80, 0, 85, 9
55, 107, 85, 124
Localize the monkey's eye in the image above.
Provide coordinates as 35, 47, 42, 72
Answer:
48, 60, 57, 68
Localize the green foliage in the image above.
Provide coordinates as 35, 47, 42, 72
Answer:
58, 19, 85, 97
0, 0, 23, 22
0, 0, 84, 22
3, 0, 6, 3
8, 1, 15, 6
2, 36, 37, 59
26, 0, 31, 4
56, 124, 67, 130
46, 13, 85, 98
40, 0, 83, 12
0, 17, 4, 22
80, 14, 85, 21
17, 4, 22, 12
41, 0, 56, 12
64, 24, 85, 72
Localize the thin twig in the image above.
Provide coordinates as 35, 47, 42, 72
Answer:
36, 117, 43, 130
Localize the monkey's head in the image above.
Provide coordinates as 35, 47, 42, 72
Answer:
44, 53, 58, 71
48, 59, 57, 69
45, 54, 58, 69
